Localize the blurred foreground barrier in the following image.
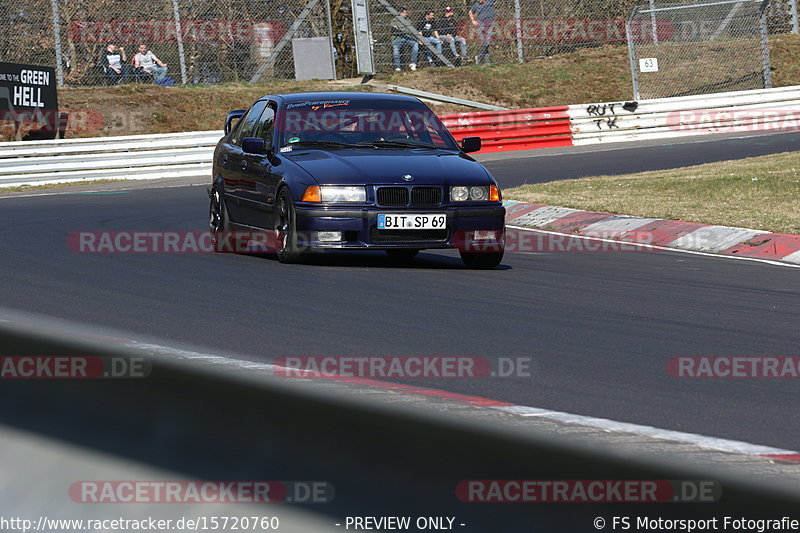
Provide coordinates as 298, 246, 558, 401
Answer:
0, 310, 799, 530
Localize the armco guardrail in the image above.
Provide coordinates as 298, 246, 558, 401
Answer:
2, 84, 800, 189
442, 84, 800, 154
0, 130, 221, 188
440, 106, 574, 153
2, 309, 799, 528
387, 84, 509, 111
569, 84, 800, 146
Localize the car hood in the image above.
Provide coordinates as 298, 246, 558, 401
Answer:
282, 149, 494, 186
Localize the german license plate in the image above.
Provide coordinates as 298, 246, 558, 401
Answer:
377, 213, 447, 230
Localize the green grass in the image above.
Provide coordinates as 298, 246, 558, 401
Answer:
385, 33, 800, 108
504, 151, 800, 234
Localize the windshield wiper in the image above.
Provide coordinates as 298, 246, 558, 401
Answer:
284, 140, 351, 150
354, 140, 439, 150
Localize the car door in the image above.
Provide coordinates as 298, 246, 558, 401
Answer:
239, 102, 280, 228
225, 100, 268, 224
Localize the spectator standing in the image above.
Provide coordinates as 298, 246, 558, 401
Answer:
101, 44, 133, 85
134, 44, 168, 82
437, 6, 468, 63
417, 10, 443, 65
391, 7, 419, 71
469, 0, 495, 64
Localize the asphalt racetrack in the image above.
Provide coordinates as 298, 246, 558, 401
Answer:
480, 130, 800, 187
1, 132, 798, 451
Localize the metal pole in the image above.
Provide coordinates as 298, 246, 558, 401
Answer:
171, 0, 189, 85
759, 0, 772, 88
325, 0, 338, 79
649, 0, 659, 44
710, 1, 743, 40
791, 0, 799, 33
50, 0, 64, 87
514, 0, 524, 63
626, 8, 641, 100
351, 0, 376, 76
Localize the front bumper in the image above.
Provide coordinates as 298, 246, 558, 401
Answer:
293, 204, 506, 250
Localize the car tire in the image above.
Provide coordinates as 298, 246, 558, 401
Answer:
275, 188, 304, 264
459, 250, 503, 269
385, 249, 420, 262
209, 188, 231, 253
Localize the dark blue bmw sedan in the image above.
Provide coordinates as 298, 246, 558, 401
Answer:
209, 92, 505, 268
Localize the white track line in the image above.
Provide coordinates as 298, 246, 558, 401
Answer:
122, 337, 800, 459
506, 224, 800, 269
493, 405, 797, 456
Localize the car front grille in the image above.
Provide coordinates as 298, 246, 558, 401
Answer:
376, 187, 409, 207
376, 186, 443, 207
411, 186, 442, 207
370, 228, 448, 243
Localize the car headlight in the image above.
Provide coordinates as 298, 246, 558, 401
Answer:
302, 186, 366, 203
450, 186, 469, 202
470, 186, 488, 201
450, 185, 501, 202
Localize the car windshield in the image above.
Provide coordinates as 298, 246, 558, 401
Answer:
277, 98, 459, 151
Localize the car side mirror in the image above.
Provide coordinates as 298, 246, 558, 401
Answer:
242, 137, 267, 155
461, 136, 481, 153
225, 109, 246, 135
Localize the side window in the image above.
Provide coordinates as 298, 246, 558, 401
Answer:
231, 101, 268, 146
254, 104, 276, 145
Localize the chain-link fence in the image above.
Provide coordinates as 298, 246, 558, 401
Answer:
766, 0, 800, 33
0, 0, 336, 87
367, 0, 651, 71
627, 0, 771, 99
0, 0, 796, 87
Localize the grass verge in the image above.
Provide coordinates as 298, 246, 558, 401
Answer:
54, 80, 378, 140
503, 151, 800, 234
385, 33, 800, 109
